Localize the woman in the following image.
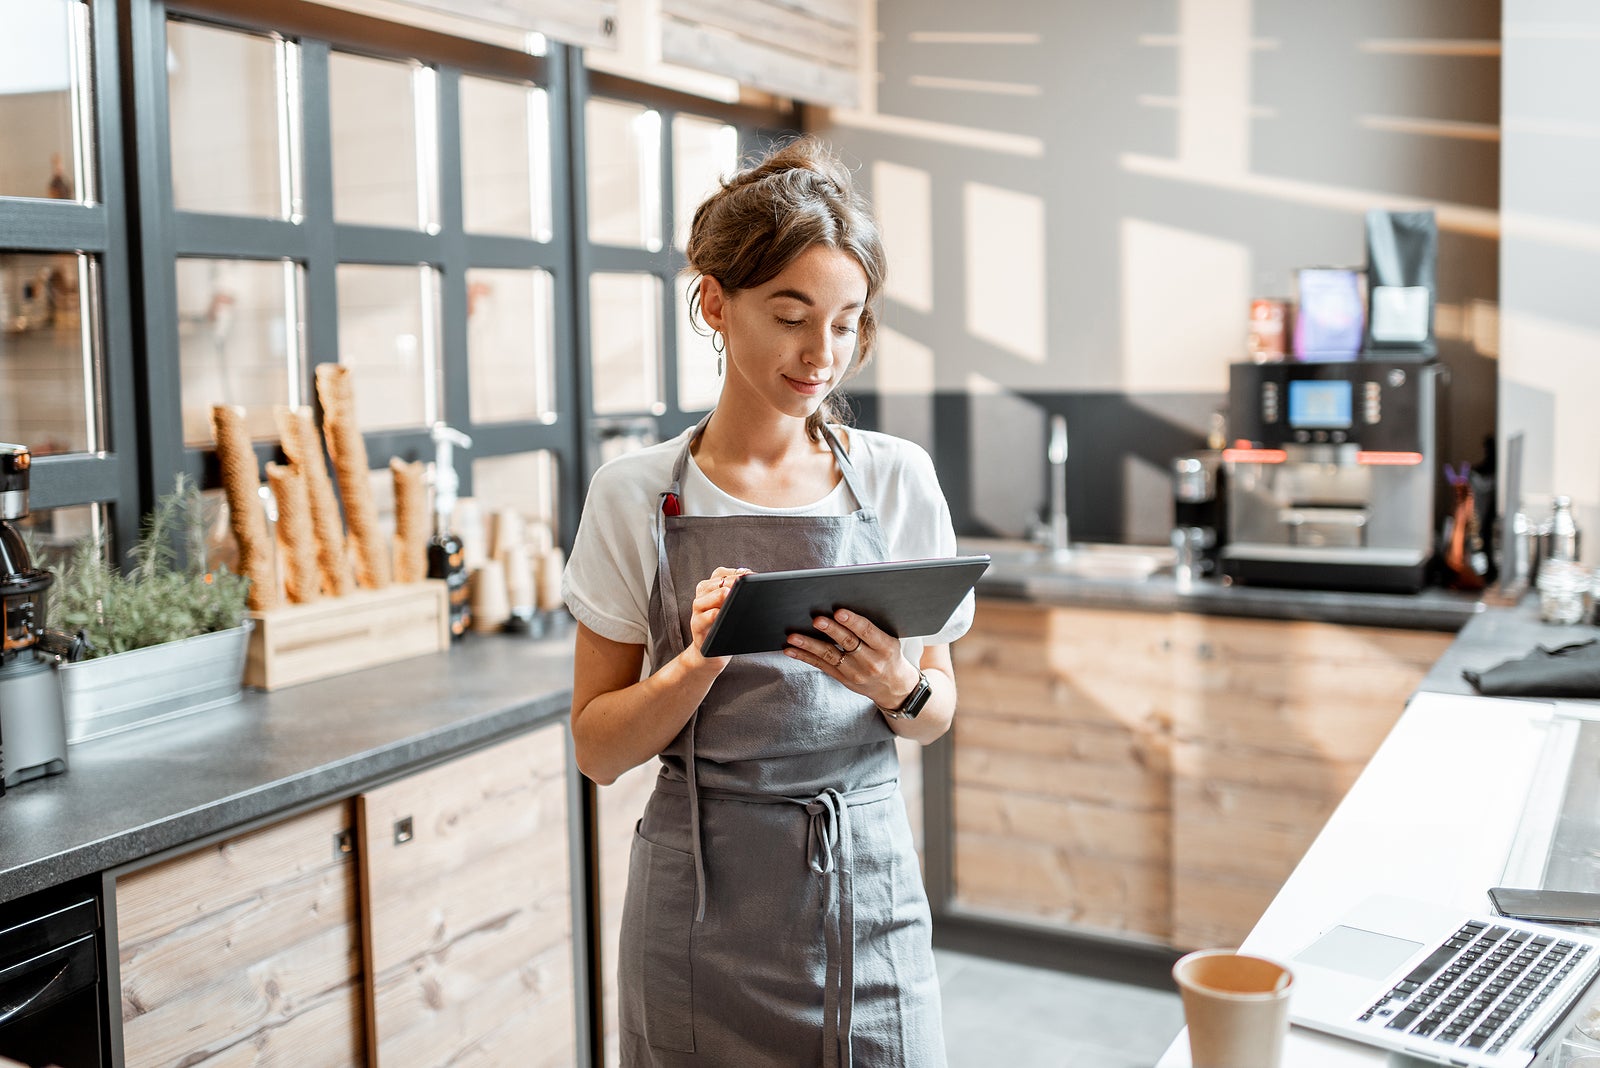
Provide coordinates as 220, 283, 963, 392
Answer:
563, 136, 971, 1068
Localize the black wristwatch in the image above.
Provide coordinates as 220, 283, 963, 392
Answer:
881, 671, 932, 720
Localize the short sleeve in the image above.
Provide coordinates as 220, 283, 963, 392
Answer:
561, 461, 656, 646
873, 437, 973, 646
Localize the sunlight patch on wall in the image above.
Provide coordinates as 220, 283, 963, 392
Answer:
873, 325, 934, 395
1121, 218, 1248, 393
963, 182, 1045, 364
873, 161, 934, 314
1500, 308, 1600, 525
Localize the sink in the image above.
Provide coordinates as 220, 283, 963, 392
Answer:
959, 538, 1175, 581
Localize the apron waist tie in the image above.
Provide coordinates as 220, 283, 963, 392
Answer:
653, 775, 900, 1068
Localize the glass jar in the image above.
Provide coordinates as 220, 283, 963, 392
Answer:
1539, 557, 1590, 625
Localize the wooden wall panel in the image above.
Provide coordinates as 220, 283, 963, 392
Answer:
952, 599, 1452, 952
358, 724, 575, 1068
384, 0, 618, 50
1168, 615, 1451, 950
658, 0, 860, 107
951, 601, 1175, 943
118, 802, 365, 1068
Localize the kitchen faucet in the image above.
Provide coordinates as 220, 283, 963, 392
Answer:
1047, 414, 1070, 558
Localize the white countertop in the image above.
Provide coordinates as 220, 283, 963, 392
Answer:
1156, 691, 1566, 1067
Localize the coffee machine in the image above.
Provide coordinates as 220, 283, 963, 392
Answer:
0, 444, 72, 791
1220, 360, 1442, 593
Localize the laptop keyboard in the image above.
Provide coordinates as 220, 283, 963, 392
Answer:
1359, 920, 1592, 1055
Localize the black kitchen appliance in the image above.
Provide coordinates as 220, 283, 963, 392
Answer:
0, 881, 106, 1067
1171, 451, 1227, 581
0, 443, 77, 791
1220, 360, 1442, 593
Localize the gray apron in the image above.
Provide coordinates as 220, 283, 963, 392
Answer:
617, 419, 945, 1068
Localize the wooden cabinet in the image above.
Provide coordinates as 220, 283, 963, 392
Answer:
116, 723, 577, 1068
951, 602, 1175, 942
358, 725, 576, 1067
117, 802, 365, 1068
950, 599, 1452, 950
1167, 614, 1450, 950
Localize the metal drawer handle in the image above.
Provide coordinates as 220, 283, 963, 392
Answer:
394, 816, 414, 845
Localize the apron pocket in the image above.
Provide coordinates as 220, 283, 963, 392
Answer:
621, 827, 696, 1052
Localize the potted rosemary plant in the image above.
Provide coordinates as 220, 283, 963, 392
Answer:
48, 475, 254, 742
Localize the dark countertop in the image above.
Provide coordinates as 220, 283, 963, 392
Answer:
1419, 593, 1600, 696
0, 555, 1505, 909
0, 630, 576, 906
964, 539, 1484, 632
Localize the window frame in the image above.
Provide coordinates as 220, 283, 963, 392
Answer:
566, 67, 795, 483
126, 0, 584, 541
0, 0, 142, 559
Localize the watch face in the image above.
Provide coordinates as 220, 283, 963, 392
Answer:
901, 674, 932, 718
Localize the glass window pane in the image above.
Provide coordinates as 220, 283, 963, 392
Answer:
472, 449, 558, 542
0, 0, 92, 203
589, 273, 662, 416
672, 116, 737, 252
177, 258, 302, 445
468, 267, 554, 425
0, 252, 98, 454
461, 76, 551, 240
330, 52, 433, 230
336, 263, 438, 431
585, 99, 661, 251
675, 271, 719, 412
167, 20, 297, 219
21, 501, 107, 572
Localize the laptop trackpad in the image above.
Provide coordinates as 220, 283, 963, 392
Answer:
1295, 926, 1425, 981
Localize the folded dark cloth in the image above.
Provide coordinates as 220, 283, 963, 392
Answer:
1464, 638, 1600, 697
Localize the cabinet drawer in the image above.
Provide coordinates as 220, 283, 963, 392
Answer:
117, 802, 364, 1068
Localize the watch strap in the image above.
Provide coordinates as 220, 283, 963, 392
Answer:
881, 671, 931, 720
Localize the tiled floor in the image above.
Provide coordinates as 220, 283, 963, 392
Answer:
937, 948, 1186, 1068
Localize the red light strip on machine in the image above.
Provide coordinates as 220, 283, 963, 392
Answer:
1222, 448, 1287, 464
1355, 451, 1424, 466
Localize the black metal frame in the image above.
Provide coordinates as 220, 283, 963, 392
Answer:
123, 0, 588, 542
566, 66, 796, 481
0, 0, 142, 561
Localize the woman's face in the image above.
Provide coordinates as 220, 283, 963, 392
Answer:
702, 244, 868, 424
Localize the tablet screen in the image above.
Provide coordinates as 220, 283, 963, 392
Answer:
698, 555, 989, 658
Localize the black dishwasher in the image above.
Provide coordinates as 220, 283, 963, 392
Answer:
0, 882, 104, 1068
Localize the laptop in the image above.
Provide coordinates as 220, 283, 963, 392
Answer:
1289, 895, 1600, 1067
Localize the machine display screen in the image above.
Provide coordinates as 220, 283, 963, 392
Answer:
1287, 379, 1353, 428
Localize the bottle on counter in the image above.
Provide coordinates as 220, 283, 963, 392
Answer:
1546, 495, 1581, 564
426, 423, 473, 639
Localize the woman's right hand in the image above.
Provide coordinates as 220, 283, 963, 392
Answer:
685, 566, 751, 671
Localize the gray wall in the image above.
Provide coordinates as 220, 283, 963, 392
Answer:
819, 0, 1500, 545
1498, 0, 1600, 562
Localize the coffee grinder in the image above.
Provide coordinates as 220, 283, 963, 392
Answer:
0, 444, 71, 792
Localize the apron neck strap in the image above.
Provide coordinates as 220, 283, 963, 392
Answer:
666, 412, 868, 511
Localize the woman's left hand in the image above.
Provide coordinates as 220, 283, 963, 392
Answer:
784, 609, 920, 711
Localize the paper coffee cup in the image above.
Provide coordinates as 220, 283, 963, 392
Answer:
1173, 950, 1293, 1068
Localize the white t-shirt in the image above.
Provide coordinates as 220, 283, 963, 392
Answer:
562, 425, 973, 660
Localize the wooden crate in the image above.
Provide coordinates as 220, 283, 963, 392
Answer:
245, 580, 450, 690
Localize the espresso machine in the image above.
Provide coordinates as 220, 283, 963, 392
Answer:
1220, 360, 1442, 593
0, 444, 73, 791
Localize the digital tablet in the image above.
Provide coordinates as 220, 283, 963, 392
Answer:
698, 555, 991, 657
